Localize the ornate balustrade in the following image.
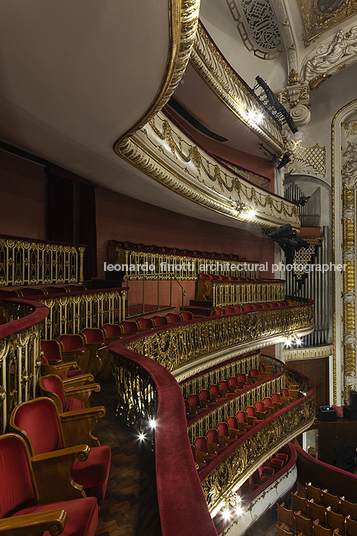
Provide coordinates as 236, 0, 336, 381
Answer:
108, 240, 259, 281
199, 373, 314, 516
199, 278, 286, 307
125, 299, 314, 373
180, 351, 260, 400
0, 298, 48, 433
109, 317, 315, 536
0, 235, 86, 287
187, 370, 286, 444
35, 287, 127, 339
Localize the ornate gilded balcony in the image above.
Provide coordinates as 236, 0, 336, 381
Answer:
116, 110, 300, 229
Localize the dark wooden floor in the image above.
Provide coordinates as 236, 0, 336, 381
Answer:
91, 380, 162, 536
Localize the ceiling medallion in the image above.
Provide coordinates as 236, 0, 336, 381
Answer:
297, 0, 357, 46
226, 0, 282, 59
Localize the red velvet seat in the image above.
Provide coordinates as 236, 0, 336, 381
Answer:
228, 376, 244, 391
227, 415, 246, 435
276, 452, 289, 464
255, 400, 269, 419
188, 394, 205, 414
217, 422, 243, 443
281, 388, 294, 404
102, 323, 123, 341
190, 444, 207, 471
39, 374, 100, 413
11, 398, 111, 502
237, 373, 248, 387
180, 311, 193, 321
152, 315, 168, 327
223, 306, 236, 314
120, 320, 138, 335
0, 433, 98, 536
135, 317, 154, 330
263, 396, 276, 415
213, 307, 223, 316
165, 313, 182, 324
58, 334, 91, 372
199, 389, 216, 408
272, 393, 286, 409
195, 436, 218, 463
18, 287, 46, 296
206, 429, 228, 454
246, 405, 264, 424
236, 410, 255, 431
219, 380, 235, 397
209, 383, 226, 402
81, 328, 106, 344
249, 368, 262, 382
40, 355, 93, 387
271, 457, 284, 470
41, 339, 85, 378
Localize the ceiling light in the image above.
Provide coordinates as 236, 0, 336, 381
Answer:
256, 112, 264, 124
138, 433, 145, 441
235, 506, 243, 517
149, 419, 157, 429
222, 509, 231, 521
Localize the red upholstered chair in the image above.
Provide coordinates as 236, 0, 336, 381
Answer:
223, 306, 236, 314
39, 374, 100, 413
276, 452, 289, 464
58, 334, 91, 372
66, 284, 87, 292
195, 436, 218, 463
188, 394, 205, 414
18, 287, 46, 296
263, 396, 276, 415
199, 389, 216, 408
135, 317, 154, 330
184, 399, 197, 418
213, 307, 223, 316
40, 354, 95, 389
219, 380, 235, 397
41, 340, 85, 379
10, 398, 111, 502
260, 465, 274, 483
272, 393, 286, 410
81, 328, 109, 376
165, 313, 182, 324
237, 373, 248, 387
227, 415, 246, 436
259, 362, 272, 378
254, 401, 269, 419
152, 315, 168, 327
229, 376, 244, 392
190, 444, 207, 471
102, 323, 123, 342
236, 410, 255, 431
119, 320, 138, 335
209, 384, 226, 401
206, 429, 228, 454
45, 286, 68, 294
180, 311, 193, 321
217, 422, 243, 443
249, 368, 262, 383
281, 388, 294, 405
271, 457, 284, 470
246, 406, 264, 424
0, 433, 98, 535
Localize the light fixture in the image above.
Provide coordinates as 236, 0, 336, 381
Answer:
248, 110, 256, 120
222, 509, 231, 521
245, 209, 256, 220
138, 433, 145, 441
235, 506, 243, 517
277, 152, 291, 170
149, 419, 157, 429
256, 112, 264, 124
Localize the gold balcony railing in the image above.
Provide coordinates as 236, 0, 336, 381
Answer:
38, 288, 127, 339
187, 373, 286, 444
196, 278, 286, 306
201, 374, 315, 515
0, 298, 48, 433
126, 299, 314, 373
108, 240, 260, 281
0, 235, 85, 287
180, 351, 261, 400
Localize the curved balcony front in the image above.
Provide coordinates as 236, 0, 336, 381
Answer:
109, 298, 315, 536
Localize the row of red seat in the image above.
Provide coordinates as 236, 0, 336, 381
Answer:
213, 301, 293, 316
0, 283, 86, 302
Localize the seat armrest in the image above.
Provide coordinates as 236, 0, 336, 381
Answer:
31, 445, 90, 503
207, 442, 218, 455
60, 405, 106, 447
62, 373, 95, 387
0, 509, 67, 536
64, 383, 101, 396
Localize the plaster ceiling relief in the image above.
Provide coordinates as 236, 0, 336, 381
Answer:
297, 0, 357, 46
226, 0, 283, 59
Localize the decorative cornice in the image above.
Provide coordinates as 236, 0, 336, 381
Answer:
271, 0, 299, 76
284, 139, 326, 179
190, 22, 285, 156
113, 0, 201, 147
283, 344, 333, 361
117, 111, 300, 229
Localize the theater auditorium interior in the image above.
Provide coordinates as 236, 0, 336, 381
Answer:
1, 1, 357, 535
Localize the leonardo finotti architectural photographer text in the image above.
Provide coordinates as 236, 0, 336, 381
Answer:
104, 261, 346, 273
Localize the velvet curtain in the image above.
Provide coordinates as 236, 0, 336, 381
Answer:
46, 169, 97, 280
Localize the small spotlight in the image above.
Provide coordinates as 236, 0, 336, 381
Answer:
296, 338, 302, 346
138, 433, 145, 441
222, 509, 231, 521
149, 419, 157, 429
245, 209, 255, 220
248, 110, 256, 120
235, 506, 243, 517
256, 112, 264, 124
285, 340, 291, 348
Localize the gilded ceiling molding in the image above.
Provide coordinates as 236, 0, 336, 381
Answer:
297, 0, 357, 47
284, 139, 326, 180
226, 0, 283, 60
271, 0, 298, 74
118, 111, 300, 228
114, 0, 201, 147
190, 22, 285, 156
332, 98, 357, 405
301, 25, 357, 83
283, 344, 333, 361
